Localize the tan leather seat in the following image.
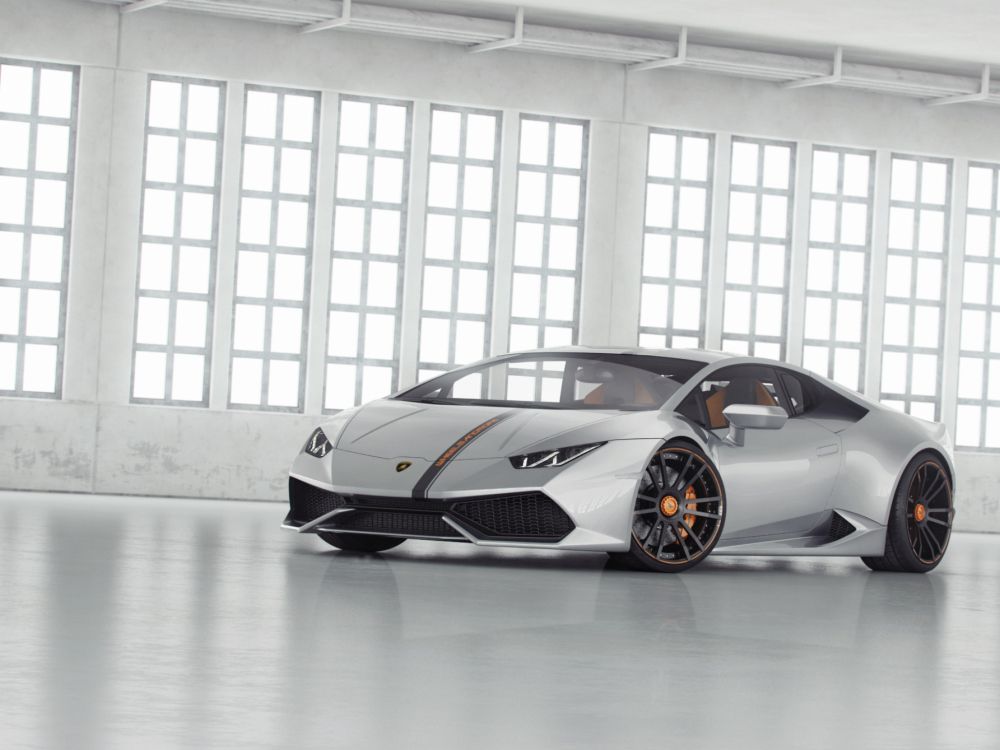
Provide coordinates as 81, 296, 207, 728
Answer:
583, 379, 657, 406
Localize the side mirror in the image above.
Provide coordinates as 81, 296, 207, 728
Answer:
721, 404, 788, 446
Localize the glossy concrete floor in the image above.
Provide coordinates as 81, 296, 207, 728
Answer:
1, 492, 999, 750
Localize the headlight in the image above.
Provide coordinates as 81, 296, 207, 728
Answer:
303, 428, 331, 458
509, 442, 605, 469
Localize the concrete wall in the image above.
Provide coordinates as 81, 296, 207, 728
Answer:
1, 0, 999, 530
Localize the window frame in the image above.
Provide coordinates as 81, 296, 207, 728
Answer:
131, 74, 226, 407
955, 160, 1000, 449
227, 83, 322, 413
801, 145, 876, 392
721, 136, 797, 360
878, 153, 952, 422
637, 127, 715, 349
324, 94, 414, 412
0, 57, 80, 399
509, 113, 590, 357
416, 104, 503, 384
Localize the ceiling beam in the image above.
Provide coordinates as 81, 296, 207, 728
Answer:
927, 65, 992, 106
120, 0, 169, 13
468, 7, 524, 54
783, 47, 843, 89
84, 0, 1000, 107
300, 0, 351, 34
629, 27, 687, 72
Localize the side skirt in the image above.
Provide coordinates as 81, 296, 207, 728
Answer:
714, 510, 887, 557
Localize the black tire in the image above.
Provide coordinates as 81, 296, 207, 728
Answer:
317, 531, 405, 553
861, 452, 954, 573
608, 441, 726, 573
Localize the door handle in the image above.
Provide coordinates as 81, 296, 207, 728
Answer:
816, 443, 840, 457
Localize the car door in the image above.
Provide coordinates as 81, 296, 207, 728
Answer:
691, 364, 842, 540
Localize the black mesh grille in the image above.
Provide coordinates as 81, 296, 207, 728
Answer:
328, 510, 461, 538
828, 511, 855, 541
288, 477, 346, 524
450, 493, 574, 541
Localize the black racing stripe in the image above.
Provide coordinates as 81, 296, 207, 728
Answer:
412, 412, 517, 499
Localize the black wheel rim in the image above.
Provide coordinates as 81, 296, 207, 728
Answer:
631, 447, 724, 565
906, 460, 953, 565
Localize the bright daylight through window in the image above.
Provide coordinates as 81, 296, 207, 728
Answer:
0, 59, 77, 398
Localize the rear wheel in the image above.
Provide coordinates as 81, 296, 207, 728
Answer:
609, 442, 726, 573
862, 452, 953, 573
317, 531, 405, 553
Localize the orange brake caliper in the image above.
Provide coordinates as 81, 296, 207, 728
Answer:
679, 484, 698, 537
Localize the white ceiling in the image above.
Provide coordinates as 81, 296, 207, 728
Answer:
381, 0, 1000, 71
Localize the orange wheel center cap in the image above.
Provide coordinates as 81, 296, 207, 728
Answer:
660, 496, 679, 516
914, 503, 927, 522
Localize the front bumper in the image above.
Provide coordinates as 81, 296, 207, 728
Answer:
283, 438, 660, 551
284, 478, 576, 543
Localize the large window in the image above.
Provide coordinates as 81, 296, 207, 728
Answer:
721, 137, 795, 360
325, 96, 412, 411
132, 76, 225, 405
417, 105, 501, 384
637, 128, 713, 349
508, 114, 589, 358
801, 146, 874, 392
229, 85, 320, 411
956, 163, 1000, 448
0, 59, 78, 398
879, 155, 950, 421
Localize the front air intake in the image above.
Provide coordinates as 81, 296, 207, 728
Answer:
288, 476, 346, 524
326, 510, 463, 538
450, 492, 574, 541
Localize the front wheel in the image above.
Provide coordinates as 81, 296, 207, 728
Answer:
862, 452, 954, 573
609, 442, 726, 573
318, 531, 405, 553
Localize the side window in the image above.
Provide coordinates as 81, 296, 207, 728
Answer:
779, 372, 809, 416
694, 365, 782, 429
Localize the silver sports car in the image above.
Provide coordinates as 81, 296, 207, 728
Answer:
283, 347, 955, 573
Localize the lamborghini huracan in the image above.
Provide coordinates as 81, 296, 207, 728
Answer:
283, 348, 956, 573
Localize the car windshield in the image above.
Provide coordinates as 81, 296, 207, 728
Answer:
396, 353, 706, 410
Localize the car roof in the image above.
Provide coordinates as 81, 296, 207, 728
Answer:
500, 345, 735, 365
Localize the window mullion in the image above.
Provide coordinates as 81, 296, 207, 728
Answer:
864, 148, 892, 399
786, 140, 813, 366
941, 159, 967, 440
209, 80, 244, 409
302, 92, 339, 416
398, 99, 431, 390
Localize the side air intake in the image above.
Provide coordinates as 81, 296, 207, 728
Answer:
827, 511, 856, 542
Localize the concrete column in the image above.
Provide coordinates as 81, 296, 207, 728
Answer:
578, 118, 621, 345
397, 99, 430, 389
705, 133, 731, 349
941, 159, 968, 436
606, 122, 646, 346
302, 92, 338, 414
786, 140, 813, 365
209, 80, 244, 410
95, 69, 147, 405
864, 148, 892, 399
63, 66, 115, 404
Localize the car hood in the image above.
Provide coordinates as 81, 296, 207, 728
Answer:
331, 399, 652, 460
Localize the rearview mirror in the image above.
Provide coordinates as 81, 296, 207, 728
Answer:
575, 365, 616, 384
721, 404, 788, 446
